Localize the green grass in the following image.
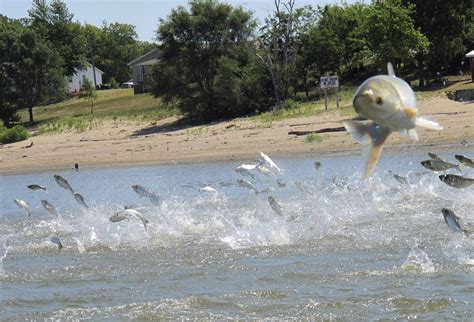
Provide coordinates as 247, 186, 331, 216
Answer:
17, 88, 177, 134
305, 133, 324, 143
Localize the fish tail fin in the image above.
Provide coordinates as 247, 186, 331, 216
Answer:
27, 210, 31, 217
415, 117, 443, 130
343, 121, 391, 178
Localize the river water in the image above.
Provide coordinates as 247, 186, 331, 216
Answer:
1, 150, 473, 319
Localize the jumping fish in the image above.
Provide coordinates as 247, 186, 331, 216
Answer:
73, 192, 89, 208
257, 164, 271, 176
439, 174, 474, 188
131, 184, 161, 205
110, 208, 149, 231
41, 199, 58, 216
420, 160, 462, 173
441, 208, 470, 236
27, 184, 47, 191
455, 155, 474, 168
199, 186, 217, 193
258, 152, 282, 174
237, 178, 259, 194
235, 164, 257, 178
267, 196, 283, 216
14, 199, 30, 216
50, 236, 63, 250
53, 174, 75, 194
343, 63, 442, 178
393, 174, 409, 184
314, 161, 322, 170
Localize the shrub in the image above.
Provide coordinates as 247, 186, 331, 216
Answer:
0, 124, 29, 143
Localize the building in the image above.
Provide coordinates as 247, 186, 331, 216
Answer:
466, 50, 474, 82
67, 63, 104, 93
128, 48, 160, 95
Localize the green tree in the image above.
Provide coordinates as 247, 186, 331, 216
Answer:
364, 0, 428, 72
79, 78, 97, 114
28, 0, 86, 76
153, 0, 259, 120
82, 23, 104, 88
0, 17, 66, 124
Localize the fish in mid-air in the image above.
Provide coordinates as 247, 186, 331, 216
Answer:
110, 208, 149, 231
420, 160, 462, 173
27, 184, 47, 191
393, 174, 409, 184
455, 155, 474, 168
199, 186, 217, 193
343, 63, 443, 178
53, 174, 75, 194
237, 179, 259, 194
14, 199, 30, 216
314, 161, 322, 170
73, 192, 89, 208
441, 208, 470, 236
131, 184, 161, 205
50, 236, 63, 250
257, 164, 272, 176
258, 152, 282, 174
41, 199, 58, 216
235, 164, 257, 178
439, 174, 474, 188
267, 196, 283, 216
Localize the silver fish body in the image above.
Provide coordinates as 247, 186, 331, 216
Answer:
455, 155, 474, 168
73, 192, 89, 208
110, 208, 149, 230
343, 63, 442, 178
53, 175, 74, 193
235, 164, 257, 178
439, 174, 474, 188
41, 199, 58, 216
267, 196, 283, 216
441, 208, 469, 235
237, 179, 259, 194
27, 184, 47, 191
420, 160, 461, 172
131, 185, 161, 205
14, 199, 30, 216
258, 152, 282, 174
393, 174, 408, 184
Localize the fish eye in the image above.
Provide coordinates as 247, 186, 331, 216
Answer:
375, 97, 383, 105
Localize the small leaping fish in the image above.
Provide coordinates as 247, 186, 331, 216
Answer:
235, 164, 257, 178
258, 152, 282, 174
49, 236, 63, 250
439, 174, 474, 188
199, 186, 217, 193
131, 184, 161, 206
27, 184, 47, 191
14, 199, 30, 216
237, 179, 259, 194
455, 155, 474, 168
41, 199, 58, 216
53, 174, 75, 194
267, 196, 283, 216
110, 208, 149, 231
420, 160, 462, 173
343, 63, 442, 178
73, 192, 89, 208
441, 208, 470, 236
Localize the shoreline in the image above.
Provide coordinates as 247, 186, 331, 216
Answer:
1, 96, 473, 175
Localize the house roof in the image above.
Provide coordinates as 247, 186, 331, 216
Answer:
466, 50, 474, 58
128, 48, 160, 66
87, 63, 104, 74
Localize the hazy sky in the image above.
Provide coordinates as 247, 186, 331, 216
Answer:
1, 0, 358, 42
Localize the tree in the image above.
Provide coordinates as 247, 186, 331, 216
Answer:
257, 0, 301, 106
82, 23, 104, 88
0, 17, 66, 123
364, 0, 428, 73
28, 0, 86, 76
79, 78, 97, 114
153, 0, 259, 120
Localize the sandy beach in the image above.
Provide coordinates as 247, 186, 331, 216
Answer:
1, 96, 473, 174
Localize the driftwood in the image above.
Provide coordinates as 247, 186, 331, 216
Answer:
288, 126, 346, 136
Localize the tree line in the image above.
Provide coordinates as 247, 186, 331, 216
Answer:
1, 0, 155, 125
1, 0, 472, 126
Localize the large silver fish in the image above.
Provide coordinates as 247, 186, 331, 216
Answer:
110, 208, 149, 231
41, 199, 58, 216
343, 63, 443, 178
258, 152, 282, 174
235, 164, 257, 178
14, 199, 30, 216
420, 160, 461, 173
439, 174, 474, 188
131, 185, 161, 206
267, 196, 283, 216
455, 155, 474, 168
53, 175, 75, 194
27, 184, 47, 191
73, 192, 89, 208
441, 208, 470, 236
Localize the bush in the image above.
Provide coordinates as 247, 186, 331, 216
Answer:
0, 123, 29, 143
109, 78, 119, 89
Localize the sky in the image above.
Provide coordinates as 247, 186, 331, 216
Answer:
0, 0, 357, 42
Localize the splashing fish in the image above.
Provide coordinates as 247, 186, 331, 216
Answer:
131, 184, 161, 206
41, 199, 58, 216
343, 63, 443, 178
439, 174, 474, 188
420, 160, 462, 173
258, 152, 282, 174
27, 184, 47, 191
455, 155, 474, 168
53, 174, 75, 194
49, 236, 63, 250
73, 192, 89, 208
441, 208, 470, 236
267, 196, 283, 216
14, 199, 30, 216
110, 208, 149, 231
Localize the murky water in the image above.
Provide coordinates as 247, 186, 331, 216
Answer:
1, 150, 473, 319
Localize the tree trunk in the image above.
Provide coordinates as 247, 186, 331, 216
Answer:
28, 106, 34, 124
90, 99, 94, 114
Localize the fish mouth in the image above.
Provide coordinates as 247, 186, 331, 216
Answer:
353, 90, 375, 113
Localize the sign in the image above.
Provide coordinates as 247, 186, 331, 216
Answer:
320, 76, 339, 89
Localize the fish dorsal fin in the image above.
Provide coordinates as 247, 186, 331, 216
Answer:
387, 62, 396, 77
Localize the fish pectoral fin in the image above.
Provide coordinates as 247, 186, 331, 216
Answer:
403, 107, 418, 119
387, 62, 396, 77
344, 121, 391, 178
415, 117, 443, 130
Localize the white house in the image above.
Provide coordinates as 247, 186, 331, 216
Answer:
128, 48, 160, 94
67, 63, 104, 93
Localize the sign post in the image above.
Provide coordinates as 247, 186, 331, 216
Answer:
320, 76, 339, 110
